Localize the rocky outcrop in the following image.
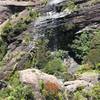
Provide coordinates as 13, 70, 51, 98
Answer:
64, 71, 100, 93
64, 80, 93, 92
19, 69, 99, 98
19, 68, 63, 100
0, 6, 11, 24
64, 56, 79, 75
0, 0, 41, 7
79, 72, 100, 84
0, 0, 43, 25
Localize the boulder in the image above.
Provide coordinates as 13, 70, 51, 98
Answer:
64, 56, 79, 75
79, 72, 100, 84
64, 80, 93, 93
64, 71, 100, 93
19, 68, 63, 100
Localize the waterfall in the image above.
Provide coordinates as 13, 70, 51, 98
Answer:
32, 0, 70, 50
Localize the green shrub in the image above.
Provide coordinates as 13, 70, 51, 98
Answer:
0, 85, 34, 100
26, 7, 39, 22
73, 91, 86, 100
87, 49, 100, 68
1, 21, 27, 41
90, 83, 100, 100
86, 30, 100, 67
51, 50, 68, 59
0, 38, 7, 61
70, 29, 100, 64
70, 31, 93, 62
75, 64, 92, 75
83, 83, 100, 100
31, 39, 51, 69
2, 22, 12, 35
42, 0, 48, 5
39, 80, 64, 100
0, 72, 34, 100
62, 0, 78, 12
13, 21, 27, 34
44, 58, 65, 75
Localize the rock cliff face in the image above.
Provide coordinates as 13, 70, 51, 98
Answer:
0, 0, 100, 100
0, 6, 11, 24
0, 0, 99, 79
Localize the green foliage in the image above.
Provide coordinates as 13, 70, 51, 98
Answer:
75, 64, 92, 75
70, 29, 100, 64
87, 30, 100, 67
0, 85, 34, 100
62, 0, 78, 12
66, 83, 100, 100
26, 7, 39, 21
42, 0, 48, 5
83, 83, 100, 100
23, 33, 32, 45
1, 9, 39, 41
0, 72, 34, 100
44, 58, 65, 75
87, 49, 100, 68
13, 21, 27, 33
51, 50, 68, 59
70, 31, 93, 61
1, 21, 27, 41
39, 80, 64, 100
2, 22, 12, 35
90, 83, 100, 100
45, 92, 64, 100
0, 38, 7, 61
73, 91, 86, 100
27, 8, 39, 20
31, 39, 51, 69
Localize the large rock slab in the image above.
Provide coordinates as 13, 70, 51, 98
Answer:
19, 68, 63, 100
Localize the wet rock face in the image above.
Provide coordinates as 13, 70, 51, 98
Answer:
33, 1, 100, 51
